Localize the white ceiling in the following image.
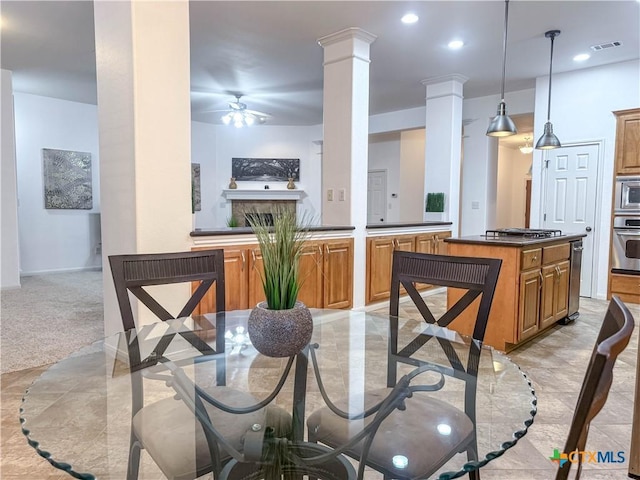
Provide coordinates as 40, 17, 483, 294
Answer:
2, 0, 639, 134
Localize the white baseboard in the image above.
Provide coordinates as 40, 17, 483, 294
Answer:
20, 266, 103, 277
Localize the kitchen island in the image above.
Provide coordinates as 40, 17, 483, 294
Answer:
445, 232, 586, 352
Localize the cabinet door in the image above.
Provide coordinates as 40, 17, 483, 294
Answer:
323, 239, 353, 309
415, 234, 435, 254
540, 264, 557, 329
395, 235, 415, 253
366, 237, 395, 303
553, 260, 570, 321
615, 108, 640, 175
247, 247, 266, 309
194, 246, 249, 313
518, 269, 541, 342
434, 231, 452, 255
297, 242, 323, 308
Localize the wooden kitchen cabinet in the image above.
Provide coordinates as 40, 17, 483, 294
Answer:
614, 108, 640, 175
518, 269, 541, 342
540, 260, 570, 329
322, 239, 354, 309
193, 237, 353, 313
415, 231, 451, 255
296, 242, 324, 308
366, 231, 451, 304
192, 245, 251, 313
366, 234, 416, 304
447, 237, 578, 351
609, 273, 640, 304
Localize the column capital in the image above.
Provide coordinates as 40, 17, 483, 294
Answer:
421, 74, 469, 87
422, 74, 468, 100
317, 27, 377, 48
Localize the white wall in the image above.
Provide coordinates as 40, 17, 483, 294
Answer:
209, 124, 323, 227
13, 93, 101, 275
496, 145, 531, 228
530, 59, 640, 299
461, 88, 536, 235
368, 132, 401, 223
191, 121, 217, 227
1, 70, 21, 289
400, 129, 426, 222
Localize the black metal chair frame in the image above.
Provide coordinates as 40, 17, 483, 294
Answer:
556, 295, 635, 480
308, 251, 503, 480
109, 249, 228, 480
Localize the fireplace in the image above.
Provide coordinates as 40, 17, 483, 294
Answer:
245, 212, 274, 226
231, 200, 296, 227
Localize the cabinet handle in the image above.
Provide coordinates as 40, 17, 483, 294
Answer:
392, 239, 398, 249
251, 249, 256, 263
539, 272, 543, 289
241, 252, 246, 271
318, 245, 323, 257
325, 244, 330, 255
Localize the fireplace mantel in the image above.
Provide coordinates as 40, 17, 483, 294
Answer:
221, 189, 305, 201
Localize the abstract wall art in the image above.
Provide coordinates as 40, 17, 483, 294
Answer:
232, 158, 300, 182
191, 163, 201, 212
42, 148, 93, 210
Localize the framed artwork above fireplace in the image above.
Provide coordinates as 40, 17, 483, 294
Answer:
232, 158, 300, 182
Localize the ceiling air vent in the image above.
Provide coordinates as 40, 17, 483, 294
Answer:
590, 41, 622, 51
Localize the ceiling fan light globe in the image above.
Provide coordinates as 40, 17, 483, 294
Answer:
245, 116, 255, 126
221, 114, 231, 125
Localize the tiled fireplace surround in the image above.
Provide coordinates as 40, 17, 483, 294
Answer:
231, 200, 296, 227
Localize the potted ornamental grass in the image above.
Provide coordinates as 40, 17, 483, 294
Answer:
246, 208, 313, 357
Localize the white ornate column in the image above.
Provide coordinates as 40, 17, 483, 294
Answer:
422, 75, 468, 237
318, 27, 376, 309
94, 0, 192, 334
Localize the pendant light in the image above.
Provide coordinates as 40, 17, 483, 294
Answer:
486, 0, 517, 137
536, 30, 562, 150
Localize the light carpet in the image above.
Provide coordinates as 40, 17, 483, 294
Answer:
0, 270, 104, 374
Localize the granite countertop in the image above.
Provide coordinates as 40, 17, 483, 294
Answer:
366, 221, 452, 229
191, 225, 355, 236
444, 233, 587, 247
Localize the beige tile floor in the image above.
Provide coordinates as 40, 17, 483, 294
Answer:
1, 295, 638, 479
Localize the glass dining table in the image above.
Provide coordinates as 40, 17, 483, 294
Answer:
20, 309, 537, 480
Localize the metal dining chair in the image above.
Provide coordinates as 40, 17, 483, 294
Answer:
555, 295, 635, 480
109, 249, 292, 480
307, 250, 503, 480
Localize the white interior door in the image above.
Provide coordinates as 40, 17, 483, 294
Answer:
542, 143, 599, 297
367, 170, 387, 224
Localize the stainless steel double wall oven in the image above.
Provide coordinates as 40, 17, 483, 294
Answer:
612, 176, 640, 274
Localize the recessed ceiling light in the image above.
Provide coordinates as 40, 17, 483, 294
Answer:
573, 53, 590, 62
401, 13, 419, 24
448, 40, 464, 50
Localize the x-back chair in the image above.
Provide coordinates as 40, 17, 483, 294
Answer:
308, 250, 503, 479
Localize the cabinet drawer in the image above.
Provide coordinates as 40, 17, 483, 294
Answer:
542, 243, 570, 265
610, 273, 640, 303
521, 248, 542, 270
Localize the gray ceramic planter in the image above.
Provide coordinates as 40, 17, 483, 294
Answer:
248, 301, 313, 357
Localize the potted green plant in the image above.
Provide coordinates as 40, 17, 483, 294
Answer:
425, 192, 445, 221
246, 208, 313, 357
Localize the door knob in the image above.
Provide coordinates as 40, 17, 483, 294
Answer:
585, 226, 592, 232
380, 218, 384, 222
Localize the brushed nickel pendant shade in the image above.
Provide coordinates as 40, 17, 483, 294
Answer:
536, 30, 562, 150
486, 0, 517, 137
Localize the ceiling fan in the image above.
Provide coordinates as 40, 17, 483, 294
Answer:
218, 95, 270, 127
